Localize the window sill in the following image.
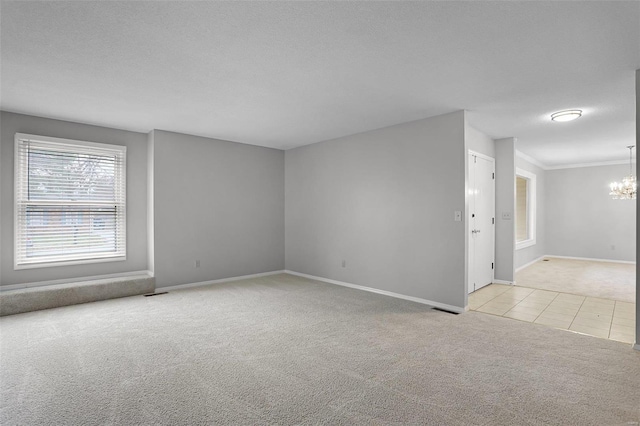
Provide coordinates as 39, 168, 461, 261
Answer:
14, 255, 126, 270
516, 239, 536, 250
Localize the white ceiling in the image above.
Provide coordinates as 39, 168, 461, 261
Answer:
1, 1, 639, 167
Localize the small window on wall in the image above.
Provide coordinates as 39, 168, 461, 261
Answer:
14, 133, 126, 269
515, 168, 536, 249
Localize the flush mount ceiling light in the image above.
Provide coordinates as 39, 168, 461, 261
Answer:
550, 109, 582, 122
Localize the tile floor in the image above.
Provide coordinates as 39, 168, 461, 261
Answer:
469, 284, 636, 344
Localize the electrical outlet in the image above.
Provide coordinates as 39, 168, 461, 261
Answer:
342, 260, 346, 268
195, 260, 200, 268
454, 211, 462, 221
611, 245, 616, 251
501, 212, 512, 220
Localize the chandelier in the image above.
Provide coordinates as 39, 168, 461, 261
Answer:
609, 146, 636, 200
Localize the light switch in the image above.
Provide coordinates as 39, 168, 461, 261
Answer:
502, 212, 512, 220
454, 211, 462, 221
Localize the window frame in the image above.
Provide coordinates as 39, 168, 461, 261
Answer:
14, 133, 127, 269
515, 167, 536, 250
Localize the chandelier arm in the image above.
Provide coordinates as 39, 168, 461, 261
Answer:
610, 146, 637, 200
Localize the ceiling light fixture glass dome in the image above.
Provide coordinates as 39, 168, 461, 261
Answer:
551, 109, 582, 122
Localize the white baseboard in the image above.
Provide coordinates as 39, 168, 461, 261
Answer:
492, 279, 514, 285
544, 255, 635, 265
515, 256, 546, 273
284, 270, 465, 314
156, 270, 285, 292
514, 255, 635, 275
0, 270, 153, 292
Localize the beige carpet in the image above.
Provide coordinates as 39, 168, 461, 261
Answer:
516, 257, 636, 303
1, 273, 639, 425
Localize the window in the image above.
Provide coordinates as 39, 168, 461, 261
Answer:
515, 168, 536, 249
14, 133, 126, 269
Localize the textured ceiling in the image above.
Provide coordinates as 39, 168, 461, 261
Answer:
1, 1, 639, 166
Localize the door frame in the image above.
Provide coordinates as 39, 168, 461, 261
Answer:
467, 150, 496, 295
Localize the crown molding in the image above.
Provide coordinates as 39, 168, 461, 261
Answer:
545, 159, 635, 170
515, 150, 635, 171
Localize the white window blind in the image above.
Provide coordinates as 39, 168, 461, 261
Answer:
14, 133, 126, 269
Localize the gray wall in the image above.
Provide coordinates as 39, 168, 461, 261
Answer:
152, 130, 284, 289
285, 111, 466, 308
0, 112, 148, 286
635, 68, 639, 350
465, 124, 495, 159
147, 131, 155, 276
494, 138, 515, 282
515, 154, 546, 269
545, 164, 635, 262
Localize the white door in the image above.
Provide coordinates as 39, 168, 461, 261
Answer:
468, 152, 495, 294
